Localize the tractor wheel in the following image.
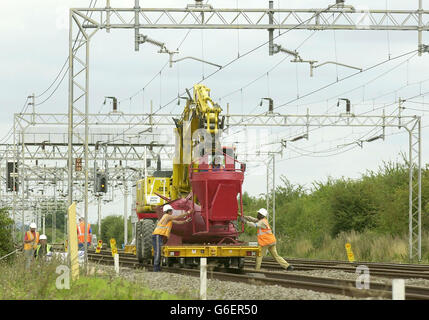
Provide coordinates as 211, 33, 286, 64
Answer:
179, 257, 185, 268
223, 258, 231, 268
163, 257, 175, 267
136, 220, 143, 263
167, 258, 176, 267
237, 257, 245, 270
136, 219, 155, 264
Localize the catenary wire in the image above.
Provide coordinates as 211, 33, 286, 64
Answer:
100, 3, 339, 144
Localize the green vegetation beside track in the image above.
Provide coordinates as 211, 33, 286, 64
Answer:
0, 256, 187, 300
241, 160, 429, 264
0, 207, 14, 258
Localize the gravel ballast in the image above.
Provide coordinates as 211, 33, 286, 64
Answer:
287, 269, 429, 288
89, 264, 376, 300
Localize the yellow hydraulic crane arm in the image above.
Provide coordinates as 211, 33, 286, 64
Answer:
193, 84, 222, 134
171, 84, 224, 199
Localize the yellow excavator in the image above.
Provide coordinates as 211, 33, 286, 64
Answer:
171, 83, 224, 199
134, 84, 226, 262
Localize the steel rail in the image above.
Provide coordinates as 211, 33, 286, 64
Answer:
86, 250, 429, 300
245, 261, 429, 280
261, 257, 429, 271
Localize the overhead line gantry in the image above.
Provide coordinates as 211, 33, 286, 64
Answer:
62, 0, 429, 265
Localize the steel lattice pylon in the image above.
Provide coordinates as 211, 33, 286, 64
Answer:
266, 153, 276, 235
408, 118, 422, 261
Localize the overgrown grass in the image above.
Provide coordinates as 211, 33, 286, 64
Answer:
240, 231, 429, 264
241, 160, 429, 264
0, 255, 188, 300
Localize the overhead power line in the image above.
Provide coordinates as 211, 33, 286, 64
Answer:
224, 50, 418, 143
275, 50, 418, 111
35, 58, 69, 99
35, 67, 69, 106
100, 2, 339, 145
0, 97, 30, 144
274, 90, 429, 163
119, 0, 212, 105
33, 0, 99, 106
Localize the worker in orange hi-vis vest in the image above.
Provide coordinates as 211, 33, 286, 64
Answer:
242, 208, 294, 271
152, 204, 191, 272
77, 217, 92, 250
23, 223, 39, 269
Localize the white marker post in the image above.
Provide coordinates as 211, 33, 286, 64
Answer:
114, 253, 120, 275
200, 258, 207, 300
392, 279, 405, 300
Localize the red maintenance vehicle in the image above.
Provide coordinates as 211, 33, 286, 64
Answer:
134, 84, 260, 268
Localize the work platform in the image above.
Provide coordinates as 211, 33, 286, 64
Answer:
162, 244, 261, 258
124, 244, 261, 258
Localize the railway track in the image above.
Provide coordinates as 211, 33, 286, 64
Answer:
245, 257, 429, 280
86, 250, 429, 300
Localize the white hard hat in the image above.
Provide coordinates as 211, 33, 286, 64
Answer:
257, 208, 268, 217
40, 234, 47, 240
30, 223, 37, 229
163, 204, 173, 212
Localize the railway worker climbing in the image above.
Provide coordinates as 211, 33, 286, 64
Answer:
34, 234, 52, 261
211, 155, 223, 171
77, 217, 92, 250
152, 204, 191, 272
242, 208, 294, 271
23, 223, 39, 269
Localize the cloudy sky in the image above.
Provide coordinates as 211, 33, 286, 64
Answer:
1, 0, 429, 225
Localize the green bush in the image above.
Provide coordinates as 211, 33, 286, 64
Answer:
242, 160, 429, 262
0, 208, 14, 259
0, 256, 188, 300
92, 215, 132, 248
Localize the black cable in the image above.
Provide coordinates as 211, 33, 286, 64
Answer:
275, 89, 429, 162
35, 58, 69, 98
238, 50, 418, 137
275, 50, 418, 110
404, 100, 429, 106
155, 3, 340, 115
35, 66, 69, 106
222, 17, 330, 103
198, 4, 339, 88
34, 0, 97, 106
102, 3, 410, 146
242, 94, 411, 163
402, 106, 429, 112
120, 0, 212, 105
119, 62, 169, 104
219, 55, 290, 101
225, 51, 418, 143
0, 97, 30, 143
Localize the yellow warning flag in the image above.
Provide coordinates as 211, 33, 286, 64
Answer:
110, 239, 117, 257
95, 240, 103, 253
345, 243, 356, 263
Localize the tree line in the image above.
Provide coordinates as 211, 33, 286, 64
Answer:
242, 161, 429, 245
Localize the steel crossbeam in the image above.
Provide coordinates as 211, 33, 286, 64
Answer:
73, 7, 429, 32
